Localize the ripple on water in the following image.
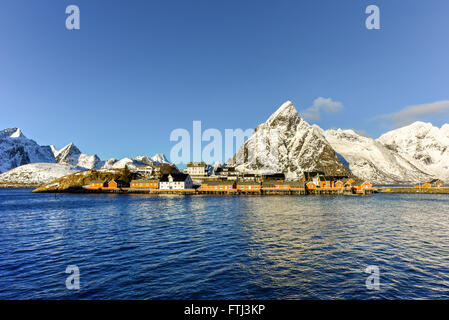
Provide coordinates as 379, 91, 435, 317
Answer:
1, 190, 449, 299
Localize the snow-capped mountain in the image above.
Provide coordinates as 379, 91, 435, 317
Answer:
52, 142, 103, 170
1, 127, 174, 186
0, 163, 78, 186
3, 118, 447, 186
106, 157, 141, 169
102, 154, 172, 170
229, 101, 351, 179
150, 153, 170, 164
321, 128, 432, 184
0, 128, 55, 173
377, 122, 449, 181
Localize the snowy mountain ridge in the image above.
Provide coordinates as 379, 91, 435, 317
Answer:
320, 127, 432, 184
0, 127, 172, 185
2, 113, 448, 185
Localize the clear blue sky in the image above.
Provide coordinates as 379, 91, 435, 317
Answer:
1, 0, 448, 161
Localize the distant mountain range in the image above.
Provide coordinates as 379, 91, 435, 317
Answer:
229, 101, 449, 184
0, 128, 171, 185
1, 101, 449, 185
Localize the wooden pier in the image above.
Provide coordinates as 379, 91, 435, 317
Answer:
64, 186, 371, 196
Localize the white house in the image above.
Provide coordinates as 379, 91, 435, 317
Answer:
185, 162, 208, 176
159, 173, 193, 190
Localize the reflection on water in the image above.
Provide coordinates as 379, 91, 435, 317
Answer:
1, 189, 449, 299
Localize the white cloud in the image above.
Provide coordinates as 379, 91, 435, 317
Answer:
378, 100, 449, 127
301, 97, 343, 121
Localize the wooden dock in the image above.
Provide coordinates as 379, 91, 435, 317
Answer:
59, 186, 371, 196
377, 187, 449, 194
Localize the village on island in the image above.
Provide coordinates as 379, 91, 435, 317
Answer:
84, 161, 376, 196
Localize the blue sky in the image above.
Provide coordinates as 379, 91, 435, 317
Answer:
1, 0, 449, 161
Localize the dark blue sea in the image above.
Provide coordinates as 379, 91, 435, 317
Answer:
1, 188, 449, 299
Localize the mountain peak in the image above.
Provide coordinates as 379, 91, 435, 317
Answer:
59, 142, 80, 153
266, 101, 298, 123
1, 128, 25, 139
151, 153, 170, 164
10, 128, 25, 138
231, 101, 351, 178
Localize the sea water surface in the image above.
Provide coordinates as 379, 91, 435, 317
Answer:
1, 188, 449, 299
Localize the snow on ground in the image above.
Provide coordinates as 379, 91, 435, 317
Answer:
0, 163, 79, 185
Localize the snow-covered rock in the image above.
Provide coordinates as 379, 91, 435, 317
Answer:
0, 163, 78, 186
103, 154, 172, 170
50, 145, 59, 157
229, 101, 351, 179
53, 142, 103, 170
150, 153, 170, 164
377, 121, 449, 181
133, 155, 153, 165
0, 128, 55, 173
321, 128, 432, 184
102, 158, 118, 169
109, 157, 139, 169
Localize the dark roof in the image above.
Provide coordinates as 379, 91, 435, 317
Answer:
90, 180, 106, 184
215, 167, 236, 173
427, 179, 444, 184
160, 173, 190, 182
262, 173, 285, 180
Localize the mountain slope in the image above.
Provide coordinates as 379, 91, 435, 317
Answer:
54, 142, 103, 169
103, 154, 172, 170
377, 122, 449, 181
0, 128, 55, 173
150, 153, 170, 164
0, 163, 78, 186
321, 128, 431, 184
229, 101, 351, 179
